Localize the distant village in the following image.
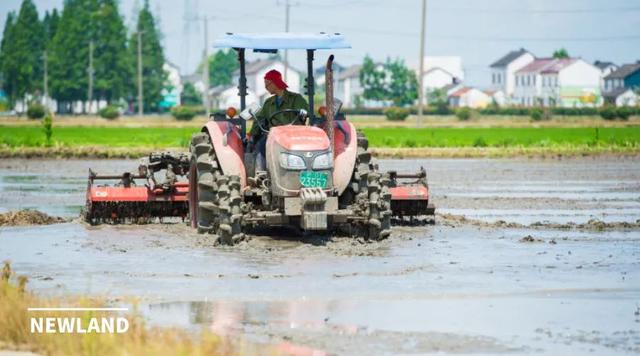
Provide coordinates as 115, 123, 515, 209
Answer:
171, 49, 639, 111
6, 49, 639, 115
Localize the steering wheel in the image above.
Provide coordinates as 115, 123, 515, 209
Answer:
252, 109, 308, 134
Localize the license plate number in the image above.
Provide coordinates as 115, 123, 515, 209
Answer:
299, 171, 327, 188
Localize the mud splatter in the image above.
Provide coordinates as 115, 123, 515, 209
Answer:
519, 235, 543, 243
438, 213, 640, 231
0, 210, 67, 227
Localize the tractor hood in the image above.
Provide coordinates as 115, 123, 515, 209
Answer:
269, 126, 330, 151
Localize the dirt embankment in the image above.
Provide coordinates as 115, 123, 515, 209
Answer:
0, 210, 68, 227
438, 213, 640, 231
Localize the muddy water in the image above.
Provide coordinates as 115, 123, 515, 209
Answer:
1, 158, 639, 355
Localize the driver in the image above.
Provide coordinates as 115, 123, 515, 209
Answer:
250, 69, 308, 169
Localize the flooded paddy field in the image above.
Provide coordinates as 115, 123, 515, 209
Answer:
1, 157, 639, 355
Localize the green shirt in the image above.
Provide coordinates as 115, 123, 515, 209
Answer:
250, 90, 309, 139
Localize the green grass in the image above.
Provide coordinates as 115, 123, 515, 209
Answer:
1, 126, 639, 153
0, 126, 196, 148
361, 127, 640, 148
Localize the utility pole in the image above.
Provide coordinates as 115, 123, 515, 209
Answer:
137, 30, 143, 117
43, 50, 48, 110
417, 0, 427, 127
87, 40, 94, 114
280, 0, 298, 81
202, 16, 210, 116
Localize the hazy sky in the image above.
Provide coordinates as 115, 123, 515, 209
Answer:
1, 0, 639, 87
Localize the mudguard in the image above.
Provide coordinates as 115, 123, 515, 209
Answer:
332, 121, 357, 195
203, 121, 247, 189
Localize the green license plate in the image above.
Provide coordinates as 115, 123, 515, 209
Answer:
299, 171, 327, 188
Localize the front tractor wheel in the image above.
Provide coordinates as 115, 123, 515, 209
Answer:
189, 132, 245, 245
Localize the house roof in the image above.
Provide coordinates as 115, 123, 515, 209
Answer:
604, 63, 640, 80
314, 62, 346, 76
490, 48, 531, 68
244, 59, 278, 75
516, 58, 556, 74
540, 58, 577, 74
229, 59, 301, 77
450, 87, 472, 97
422, 66, 457, 79
335, 65, 362, 80
484, 89, 503, 96
441, 82, 461, 93
603, 87, 636, 99
181, 73, 202, 84
594, 60, 616, 70
164, 60, 181, 72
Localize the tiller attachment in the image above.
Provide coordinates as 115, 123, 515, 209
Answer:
388, 166, 435, 221
83, 152, 191, 224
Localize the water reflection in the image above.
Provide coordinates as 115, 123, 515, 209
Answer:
145, 299, 368, 355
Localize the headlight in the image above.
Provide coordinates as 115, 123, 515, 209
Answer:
312, 152, 332, 169
279, 153, 306, 169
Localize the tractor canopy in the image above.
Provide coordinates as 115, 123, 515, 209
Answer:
212, 32, 351, 119
213, 32, 351, 51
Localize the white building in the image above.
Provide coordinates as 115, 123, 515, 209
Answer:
514, 58, 602, 107
333, 65, 364, 108
604, 88, 638, 107
489, 48, 535, 104
448, 87, 491, 108
316, 62, 388, 108
484, 89, 506, 106
413, 56, 464, 103
594, 61, 618, 92
210, 59, 302, 110
160, 61, 182, 109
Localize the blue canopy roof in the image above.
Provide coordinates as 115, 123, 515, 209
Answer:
213, 32, 351, 50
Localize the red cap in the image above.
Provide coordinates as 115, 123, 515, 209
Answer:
264, 69, 288, 90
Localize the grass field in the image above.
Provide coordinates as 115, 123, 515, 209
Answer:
361, 127, 640, 148
1, 121, 639, 158
2, 126, 638, 148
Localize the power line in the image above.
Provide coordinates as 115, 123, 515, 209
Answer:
287, 16, 640, 42
428, 6, 640, 14
277, 0, 299, 81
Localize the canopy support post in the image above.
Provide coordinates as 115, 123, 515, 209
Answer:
306, 49, 315, 122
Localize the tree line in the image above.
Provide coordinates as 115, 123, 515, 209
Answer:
359, 55, 418, 107
0, 0, 165, 113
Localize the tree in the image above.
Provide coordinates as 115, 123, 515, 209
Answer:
426, 88, 449, 114
552, 48, 569, 59
360, 55, 418, 107
360, 55, 386, 102
42, 9, 60, 44
49, 0, 95, 109
384, 57, 418, 107
92, 0, 130, 103
8, 0, 45, 103
128, 0, 167, 112
181, 82, 202, 105
208, 49, 238, 87
0, 12, 18, 106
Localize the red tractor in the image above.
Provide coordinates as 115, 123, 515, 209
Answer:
84, 33, 434, 244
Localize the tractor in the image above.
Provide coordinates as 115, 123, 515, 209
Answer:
84, 33, 434, 244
